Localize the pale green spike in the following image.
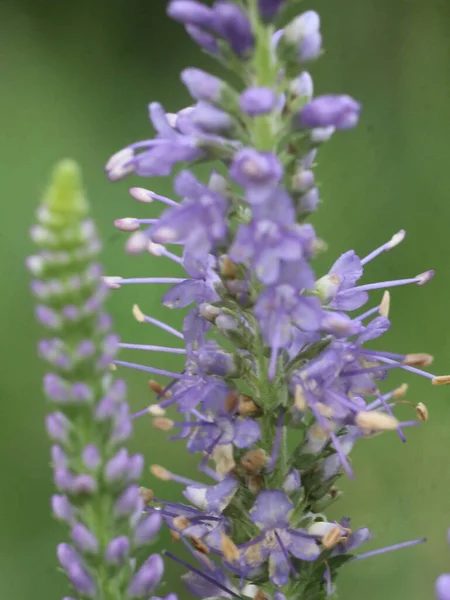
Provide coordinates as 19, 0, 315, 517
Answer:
43, 159, 89, 218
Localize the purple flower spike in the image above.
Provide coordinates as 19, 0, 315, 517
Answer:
128, 554, 165, 598
239, 87, 277, 116
299, 95, 361, 130
230, 148, 283, 204
436, 575, 450, 600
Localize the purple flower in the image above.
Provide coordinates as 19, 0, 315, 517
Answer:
105, 536, 130, 565
243, 490, 320, 586
230, 189, 317, 285
299, 95, 361, 130
239, 87, 277, 116
162, 253, 220, 309
254, 261, 323, 350
106, 103, 205, 180
150, 171, 228, 258
230, 148, 283, 204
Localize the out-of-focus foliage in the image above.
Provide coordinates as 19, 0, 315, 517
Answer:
1, 0, 449, 598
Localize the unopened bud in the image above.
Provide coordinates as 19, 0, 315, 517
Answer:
199, 303, 222, 321
240, 449, 268, 474
220, 255, 238, 278
238, 394, 261, 416
247, 474, 264, 495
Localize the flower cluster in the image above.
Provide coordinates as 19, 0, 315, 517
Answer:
31, 1, 448, 599
28, 162, 169, 599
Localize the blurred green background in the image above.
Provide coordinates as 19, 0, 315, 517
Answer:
2, 0, 450, 598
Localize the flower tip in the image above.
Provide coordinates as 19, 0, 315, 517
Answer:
152, 417, 174, 431
432, 375, 450, 386
387, 229, 406, 249
150, 464, 172, 481
417, 269, 435, 285
148, 241, 165, 256
379, 290, 391, 317
114, 218, 140, 232
106, 148, 134, 181
148, 404, 166, 417
392, 383, 408, 399
132, 304, 145, 323
103, 276, 123, 289
129, 187, 155, 203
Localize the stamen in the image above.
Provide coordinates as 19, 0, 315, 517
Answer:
324, 561, 332, 596
329, 431, 354, 479
150, 465, 199, 486
129, 187, 178, 206
403, 353, 434, 367
350, 537, 426, 561
360, 230, 406, 266
342, 270, 434, 294
267, 409, 284, 472
164, 551, 242, 599
114, 360, 183, 379
148, 242, 183, 264
375, 392, 406, 442
104, 276, 186, 287
132, 305, 184, 339
119, 342, 186, 355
